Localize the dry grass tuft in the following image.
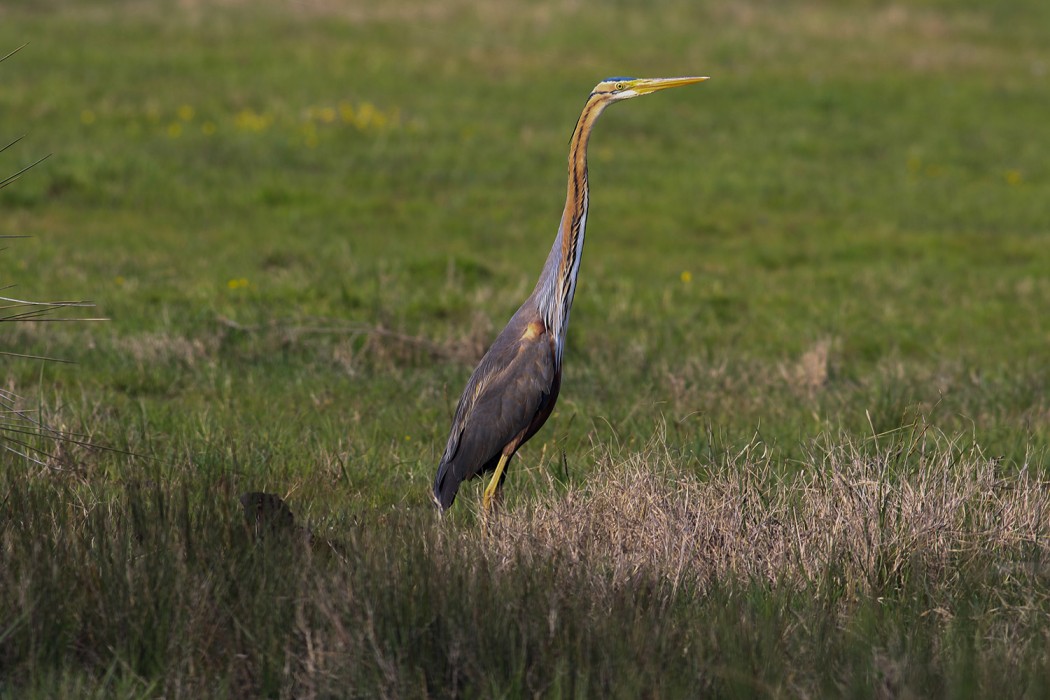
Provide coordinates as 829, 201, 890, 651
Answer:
489, 430, 1050, 597
783, 337, 834, 393
119, 331, 216, 368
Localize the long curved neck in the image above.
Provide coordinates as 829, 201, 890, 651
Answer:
533, 93, 610, 360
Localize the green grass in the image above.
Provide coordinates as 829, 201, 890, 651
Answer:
2, 0, 1049, 695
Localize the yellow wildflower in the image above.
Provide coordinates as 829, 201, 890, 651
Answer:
339, 102, 355, 123
234, 109, 271, 133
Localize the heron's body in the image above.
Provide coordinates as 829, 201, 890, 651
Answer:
433, 76, 708, 512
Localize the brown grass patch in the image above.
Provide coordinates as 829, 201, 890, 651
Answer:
488, 430, 1050, 596
119, 331, 216, 369
781, 337, 835, 394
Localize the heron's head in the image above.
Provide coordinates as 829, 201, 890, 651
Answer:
591, 76, 710, 102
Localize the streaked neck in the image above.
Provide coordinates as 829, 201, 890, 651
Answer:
533, 94, 610, 357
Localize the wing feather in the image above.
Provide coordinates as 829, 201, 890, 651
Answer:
433, 311, 556, 509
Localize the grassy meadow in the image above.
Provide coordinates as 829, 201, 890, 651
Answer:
2, 0, 1050, 696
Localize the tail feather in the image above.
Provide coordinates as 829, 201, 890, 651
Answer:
432, 461, 458, 511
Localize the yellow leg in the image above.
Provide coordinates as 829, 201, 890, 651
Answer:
482, 453, 510, 515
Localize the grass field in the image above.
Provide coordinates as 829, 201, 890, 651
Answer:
2, 0, 1049, 696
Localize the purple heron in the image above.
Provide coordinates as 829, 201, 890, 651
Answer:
432, 76, 709, 513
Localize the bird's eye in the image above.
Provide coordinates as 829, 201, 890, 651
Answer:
614, 82, 625, 91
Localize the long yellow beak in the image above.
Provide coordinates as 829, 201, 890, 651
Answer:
631, 76, 710, 95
